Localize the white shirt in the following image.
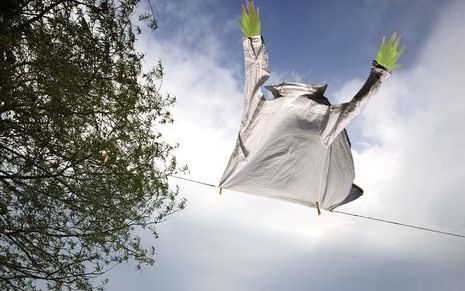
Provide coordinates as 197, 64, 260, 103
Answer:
219, 35, 391, 210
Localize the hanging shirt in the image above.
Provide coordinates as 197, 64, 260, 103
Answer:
219, 35, 391, 211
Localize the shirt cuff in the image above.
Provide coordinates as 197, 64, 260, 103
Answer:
371, 60, 392, 81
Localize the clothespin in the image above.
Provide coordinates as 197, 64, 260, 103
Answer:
315, 201, 321, 216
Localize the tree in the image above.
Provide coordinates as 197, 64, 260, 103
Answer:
0, 0, 185, 290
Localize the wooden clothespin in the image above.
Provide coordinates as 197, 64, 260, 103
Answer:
315, 201, 321, 216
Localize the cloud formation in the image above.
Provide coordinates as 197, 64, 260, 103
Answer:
107, 1, 465, 290
347, 0, 465, 229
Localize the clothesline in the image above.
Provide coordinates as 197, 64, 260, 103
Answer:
169, 175, 465, 239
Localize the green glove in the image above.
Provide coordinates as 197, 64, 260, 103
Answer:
239, 1, 261, 37
376, 32, 405, 71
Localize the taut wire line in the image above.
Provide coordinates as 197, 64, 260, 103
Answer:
169, 175, 465, 239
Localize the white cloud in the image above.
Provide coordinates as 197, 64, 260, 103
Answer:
345, 0, 465, 231
107, 1, 465, 290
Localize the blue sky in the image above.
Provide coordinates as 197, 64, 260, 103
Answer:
105, 0, 465, 290
152, 0, 448, 95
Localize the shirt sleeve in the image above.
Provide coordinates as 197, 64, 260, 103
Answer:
321, 60, 391, 146
240, 35, 270, 130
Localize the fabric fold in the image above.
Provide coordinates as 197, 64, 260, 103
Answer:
220, 35, 390, 211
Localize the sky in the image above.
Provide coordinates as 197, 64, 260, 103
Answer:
106, 0, 465, 290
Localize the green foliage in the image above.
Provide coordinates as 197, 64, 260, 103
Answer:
239, 1, 261, 37
0, 0, 186, 290
376, 32, 405, 71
